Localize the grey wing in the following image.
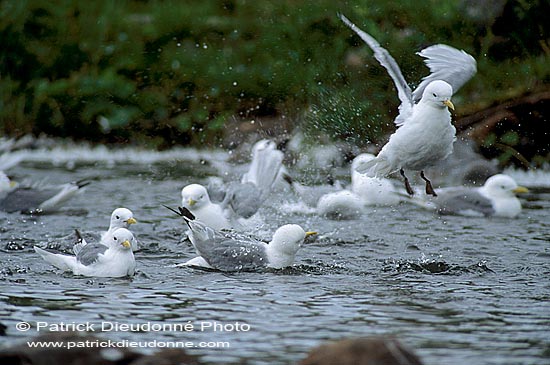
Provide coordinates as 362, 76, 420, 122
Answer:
76, 243, 109, 266
224, 182, 263, 218
206, 177, 227, 204
339, 14, 414, 126
200, 239, 268, 272
242, 148, 284, 199
436, 188, 494, 216
412, 44, 477, 102
0, 187, 57, 212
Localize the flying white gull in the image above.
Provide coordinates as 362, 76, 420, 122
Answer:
34, 228, 136, 277
167, 206, 316, 272
411, 174, 528, 218
0, 171, 90, 213
340, 14, 477, 196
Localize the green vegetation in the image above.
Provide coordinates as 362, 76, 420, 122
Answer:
1, 0, 548, 151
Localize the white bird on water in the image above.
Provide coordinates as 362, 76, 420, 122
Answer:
181, 139, 284, 229
0, 171, 90, 213
168, 206, 316, 272
339, 14, 477, 196
350, 153, 402, 206
76, 207, 139, 251
414, 174, 528, 218
181, 183, 231, 231
34, 228, 136, 277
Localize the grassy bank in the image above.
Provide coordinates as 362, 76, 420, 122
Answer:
1, 0, 548, 153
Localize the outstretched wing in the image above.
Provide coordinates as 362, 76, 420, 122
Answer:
242, 142, 284, 200
412, 44, 477, 102
339, 14, 414, 126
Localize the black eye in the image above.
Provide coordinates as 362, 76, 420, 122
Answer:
113, 236, 117, 240
432, 93, 437, 97
115, 215, 120, 219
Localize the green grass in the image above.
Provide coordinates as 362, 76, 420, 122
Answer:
0, 0, 548, 152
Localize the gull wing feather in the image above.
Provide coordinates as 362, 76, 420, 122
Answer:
76, 243, 109, 266
436, 188, 494, 216
242, 147, 284, 199
199, 239, 268, 272
412, 44, 477, 101
339, 14, 413, 126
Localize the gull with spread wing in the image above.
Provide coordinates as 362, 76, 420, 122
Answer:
340, 14, 477, 196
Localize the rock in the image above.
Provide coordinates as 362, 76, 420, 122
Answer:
300, 337, 423, 365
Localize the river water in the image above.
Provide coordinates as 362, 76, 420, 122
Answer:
0, 146, 549, 364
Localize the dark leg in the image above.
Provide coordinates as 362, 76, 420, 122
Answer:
420, 171, 438, 197
400, 168, 414, 196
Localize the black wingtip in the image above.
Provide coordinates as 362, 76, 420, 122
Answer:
163, 205, 196, 221
163, 204, 182, 216
74, 229, 84, 243
178, 206, 196, 221
75, 179, 92, 189
282, 173, 294, 186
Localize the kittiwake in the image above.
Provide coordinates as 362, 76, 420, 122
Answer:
181, 183, 231, 230
0, 173, 90, 213
412, 174, 528, 218
34, 228, 136, 277
340, 14, 477, 197
351, 154, 402, 206
168, 206, 316, 272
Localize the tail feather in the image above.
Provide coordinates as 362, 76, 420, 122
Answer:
72, 229, 88, 255
355, 156, 393, 177
34, 247, 76, 271
401, 194, 438, 211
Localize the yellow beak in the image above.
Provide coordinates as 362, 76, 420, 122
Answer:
512, 186, 529, 194
443, 99, 455, 110
305, 231, 318, 237
126, 217, 137, 225
121, 240, 131, 249
10, 181, 17, 188
188, 198, 196, 207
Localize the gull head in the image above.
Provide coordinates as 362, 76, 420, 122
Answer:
181, 183, 211, 209
252, 139, 276, 155
270, 224, 316, 255
0, 171, 12, 192
107, 228, 135, 250
110, 208, 137, 230
483, 174, 528, 198
422, 80, 454, 110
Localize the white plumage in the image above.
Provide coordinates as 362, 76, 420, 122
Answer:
340, 14, 477, 196
35, 228, 136, 277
